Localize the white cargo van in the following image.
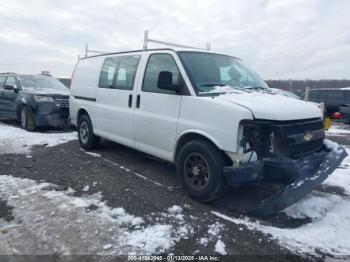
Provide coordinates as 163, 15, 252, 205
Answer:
70, 46, 347, 216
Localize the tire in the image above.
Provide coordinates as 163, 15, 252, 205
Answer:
176, 140, 228, 202
20, 107, 36, 131
77, 114, 100, 150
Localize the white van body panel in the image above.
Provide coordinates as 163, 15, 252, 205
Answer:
70, 57, 103, 126
133, 50, 193, 161
70, 48, 323, 164
93, 52, 143, 146
176, 96, 253, 155
217, 92, 322, 121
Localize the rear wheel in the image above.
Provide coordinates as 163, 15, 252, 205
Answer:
176, 140, 228, 202
20, 107, 36, 131
78, 114, 100, 150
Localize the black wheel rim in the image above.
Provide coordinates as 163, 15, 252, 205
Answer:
183, 153, 211, 191
80, 121, 89, 144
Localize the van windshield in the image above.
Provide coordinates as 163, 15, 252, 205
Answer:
178, 51, 269, 95
19, 75, 68, 91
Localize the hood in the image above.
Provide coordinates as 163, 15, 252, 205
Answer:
23, 88, 69, 96
215, 91, 322, 121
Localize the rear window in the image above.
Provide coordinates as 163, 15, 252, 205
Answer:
99, 55, 140, 90
19, 75, 68, 91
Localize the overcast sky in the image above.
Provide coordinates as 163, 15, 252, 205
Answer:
0, 0, 349, 79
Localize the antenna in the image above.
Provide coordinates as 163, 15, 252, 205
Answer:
143, 30, 210, 51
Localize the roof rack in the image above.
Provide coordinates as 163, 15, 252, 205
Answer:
143, 30, 211, 51
83, 31, 211, 58
0, 72, 16, 75
84, 44, 110, 58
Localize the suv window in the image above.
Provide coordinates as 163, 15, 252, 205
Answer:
142, 54, 182, 95
99, 55, 140, 90
5, 76, 17, 88
0, 76, 6, 89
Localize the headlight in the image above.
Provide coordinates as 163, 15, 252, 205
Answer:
240, 120, 274, 160
33, 95, 54, 102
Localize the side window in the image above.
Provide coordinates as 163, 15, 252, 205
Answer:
0, 76, 7, 89
142, 54, 182, 94
99, 55, 140, 90
308, 91, 318, 101
5, 76, 17, 87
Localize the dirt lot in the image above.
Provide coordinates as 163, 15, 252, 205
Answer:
0, 121, 350, 261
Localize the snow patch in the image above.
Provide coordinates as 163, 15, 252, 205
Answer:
327, 126, 350, 136
212, 190, 350, 256
82, 185, 90, 192
283, 193, 342, 219
168, 205, 183, 214
324, 148, 350, 195
84, 151, 102, 158
208, 222, 224, 238
0, 122, 76, 154
200, 237, 208, 246
125, 225, 173, 254
0, 175, 188, 255
214, 240, 227, 255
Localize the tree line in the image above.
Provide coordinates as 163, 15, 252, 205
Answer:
266, 79, 350, 91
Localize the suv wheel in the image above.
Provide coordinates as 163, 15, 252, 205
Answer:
78, 114, 100, 150
20, 107, 36, 131
176, 140, 228, 202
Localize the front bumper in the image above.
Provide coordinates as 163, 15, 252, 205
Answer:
223, 141, 348, 216
33, 103, 69, 128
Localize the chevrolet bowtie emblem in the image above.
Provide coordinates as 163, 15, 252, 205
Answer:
303, 132, 314, 141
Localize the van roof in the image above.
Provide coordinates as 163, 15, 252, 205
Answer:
82, 48, 241, 60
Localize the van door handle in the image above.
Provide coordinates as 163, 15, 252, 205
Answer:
128, 94, 132, 108
136, 95, 141, 108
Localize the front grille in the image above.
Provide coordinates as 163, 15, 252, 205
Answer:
271, 119, 325, 158
53, 96, 69, 108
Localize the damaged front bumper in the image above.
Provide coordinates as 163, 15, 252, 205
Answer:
223, 140, 348, 217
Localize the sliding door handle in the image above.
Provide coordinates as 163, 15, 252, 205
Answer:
128, 94, 132, 108
136, 95, 141, 108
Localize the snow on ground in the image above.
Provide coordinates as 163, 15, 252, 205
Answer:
214, 240, 227, 255
327, 124, 350, 136
0, 121, 76, 154
0, 175, 191, 255
323, 147, 350, 195
212, 145, 350, 257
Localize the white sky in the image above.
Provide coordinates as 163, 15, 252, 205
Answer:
0, 0, 349, 79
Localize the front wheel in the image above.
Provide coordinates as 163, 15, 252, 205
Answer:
176, 140, 228, 202
77, 114, 100, 150
20, 107, 36, 131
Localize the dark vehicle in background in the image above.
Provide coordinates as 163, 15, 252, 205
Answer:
0, 73, 70, 131
307, 89, 350, 123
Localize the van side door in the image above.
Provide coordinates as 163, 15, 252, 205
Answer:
133, 52, 189, 160
94, 54, 141, 145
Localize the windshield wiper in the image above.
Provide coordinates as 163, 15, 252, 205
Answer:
199, 83, 251, 93
199, 83, 226, 87
247, 86, 271, 91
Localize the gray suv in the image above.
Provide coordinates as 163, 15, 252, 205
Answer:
0, 73, 70, 130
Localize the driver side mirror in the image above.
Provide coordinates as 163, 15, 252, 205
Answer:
157, 71, 179, 92
4, 84, 18, 92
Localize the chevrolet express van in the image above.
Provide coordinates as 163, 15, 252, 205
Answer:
70, 48, 347, 216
